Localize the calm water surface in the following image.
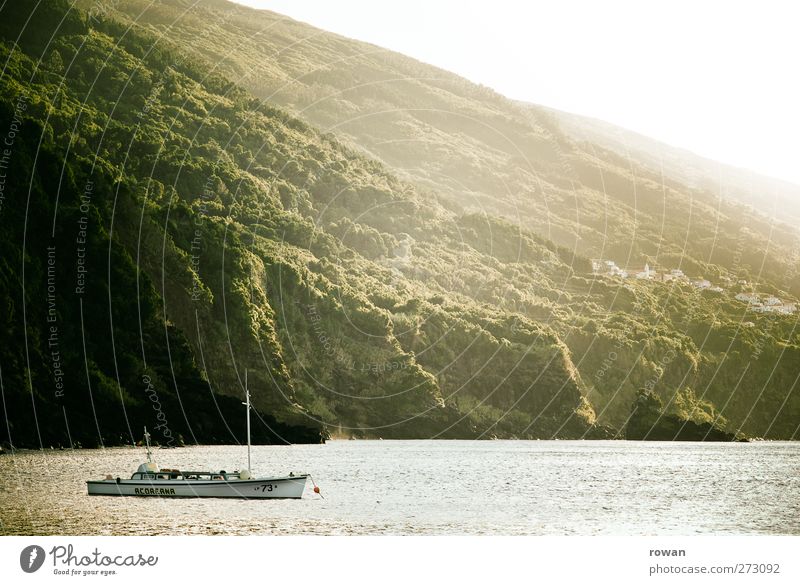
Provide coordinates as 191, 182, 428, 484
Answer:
1, 440, 798, 535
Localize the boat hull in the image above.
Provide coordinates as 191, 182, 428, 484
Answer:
87, 475, 308, 499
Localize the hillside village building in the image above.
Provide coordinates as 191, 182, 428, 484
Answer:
591, 259, 797, 316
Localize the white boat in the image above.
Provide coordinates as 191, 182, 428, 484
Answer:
86, 468, 310, 499
87, 371, 318, 499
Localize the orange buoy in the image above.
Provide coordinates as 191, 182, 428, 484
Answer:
313, 486, 320, 494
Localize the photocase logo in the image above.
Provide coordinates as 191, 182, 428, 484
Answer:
19, 545, 46, 573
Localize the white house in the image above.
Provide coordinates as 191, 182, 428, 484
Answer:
591, 259, 629, 279
763, 303, 796, 315
735, 293, 760, 304
635, 263, 656, 280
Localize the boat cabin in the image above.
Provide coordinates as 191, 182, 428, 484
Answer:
130, 469, 242, 481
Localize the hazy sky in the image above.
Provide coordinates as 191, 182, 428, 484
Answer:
233, 0, 800, 185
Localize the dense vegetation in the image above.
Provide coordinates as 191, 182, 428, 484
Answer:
1, 0, 798, 448
0, 96, 322, 447
625, 391, 740, 442
88, 0, 800, 295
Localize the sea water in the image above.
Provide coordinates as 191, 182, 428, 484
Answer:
1, 440, 798, 535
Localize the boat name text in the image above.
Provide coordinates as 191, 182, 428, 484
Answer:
134, 487, 176, 495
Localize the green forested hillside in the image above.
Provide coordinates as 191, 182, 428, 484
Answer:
0, 0, 798, 448
82, 0, 800, 295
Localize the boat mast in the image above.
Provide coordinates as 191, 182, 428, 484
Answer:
243, 369, 251, 471
144, 426, 153, 463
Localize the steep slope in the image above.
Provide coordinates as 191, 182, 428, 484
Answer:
72, 0, 800, 438
82, 0, 800, 296
1, 0, 798, 445
0, 0, 603, 447
0, 100, 322, 448
76, 0, 800, 436
547, 106, 800, 229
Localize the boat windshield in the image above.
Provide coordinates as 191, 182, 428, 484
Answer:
130, 472, 184, 480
